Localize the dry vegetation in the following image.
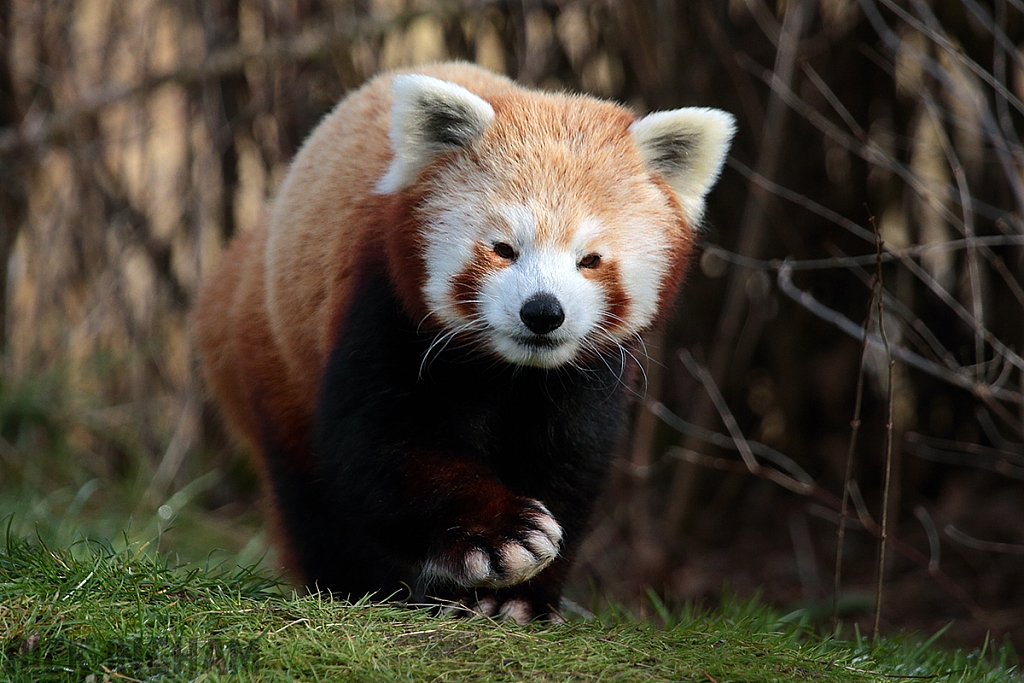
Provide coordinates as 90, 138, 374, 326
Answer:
1, 0, 1023, 648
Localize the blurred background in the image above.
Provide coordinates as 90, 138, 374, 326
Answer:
1, 0, 1023, 649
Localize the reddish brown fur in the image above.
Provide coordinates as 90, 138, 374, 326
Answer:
650, 174, 696, 315
193, 64, 696, 577
449, 242, 499, 319
589, 260, 632, 332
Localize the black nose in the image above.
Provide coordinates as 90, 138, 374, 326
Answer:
520, 293, 565, 335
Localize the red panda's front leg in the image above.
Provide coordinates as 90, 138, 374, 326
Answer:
294, 434, 572, 619
304, 286, 575, 618
368, 450, 568, 619
419, 492, 562, 591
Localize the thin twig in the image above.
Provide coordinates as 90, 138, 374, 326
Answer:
857, 0, 1024, 212
945, 525, 1024, 555
801, 62, 865, 137
976, 407, 1021, 452
0, 10, 439, 158
740, 47, 1024, 377
776, 263, 1024, 410
913, 506, 941, 574
917, 90, 985, 373
665, 444, 992, 629
742, 0, 1024, 350
648, 400, 814, 485
848, 481, 875, 529
873, 227, 895, 646
702, 234, 1024, 272
898, 0, 1024, 115
733, 51, 1012, 229
905, 433, 1024, 479
677, 349, 813, 495
983, 0, 1024, 155
829, 244, 960, 373
834, 251, 878, 628
662, 0, 812, 537
962, 0, 1024, 83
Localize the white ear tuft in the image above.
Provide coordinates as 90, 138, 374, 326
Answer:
375, 74, 495, 194
630, 107, 736, 224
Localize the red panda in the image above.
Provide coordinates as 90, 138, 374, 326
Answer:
194, 62, 734, 622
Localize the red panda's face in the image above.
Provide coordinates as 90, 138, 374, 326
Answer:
378, 74, 735, 369
418, 173, 682, 369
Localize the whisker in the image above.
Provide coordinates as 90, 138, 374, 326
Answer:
418, 318, 488, 378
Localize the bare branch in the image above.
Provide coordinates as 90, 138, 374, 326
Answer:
702, 234, 1024, 272
677, 348, 813, 495
918, 91, 985, 370
945, 525, 1024, 555
663, 444, 992, 626
873, 227, 895, 645
857, 0, 1024, 212
913, 506, 941, 574
0, 11, 436, 158
905, 433, 1024, 479
735, 51, 1011, 233
648, 400, 814, 485
835, 248, 878, 628
776, 262, 1024, 409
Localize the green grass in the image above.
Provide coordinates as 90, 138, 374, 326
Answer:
1, 531, 1018, 682
0, 364, 1020, 681
0, 361, 272, 571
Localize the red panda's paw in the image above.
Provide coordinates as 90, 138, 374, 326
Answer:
439, 595, 560, 624
472, 596, 566, 625
422, 499, 563, 589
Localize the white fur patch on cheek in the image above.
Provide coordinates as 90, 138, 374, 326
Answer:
419, 176, 493, 325
422, 232, 475, 323
616, 236, 670, 333
420, 183, 533, 328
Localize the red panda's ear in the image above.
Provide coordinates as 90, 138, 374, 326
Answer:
630, 108, 736, 226
375, 75, 495, 195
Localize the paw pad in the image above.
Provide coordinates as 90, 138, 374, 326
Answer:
422, 499, 563, 588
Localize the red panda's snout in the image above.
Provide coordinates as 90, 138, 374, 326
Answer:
477, 240, 610, 368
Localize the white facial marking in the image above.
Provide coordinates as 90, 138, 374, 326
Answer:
393, 82, 734, 370
420, 175, 492, 324
485, 241, 604, 367
613, 207, 672, 332
570, 216, 606, 253
496, 203, 537, 246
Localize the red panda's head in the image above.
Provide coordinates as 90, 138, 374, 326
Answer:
377, 74, 735, 369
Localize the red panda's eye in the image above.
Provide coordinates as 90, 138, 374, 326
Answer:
493, 242, 517, 260
578, 253, 601, 269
